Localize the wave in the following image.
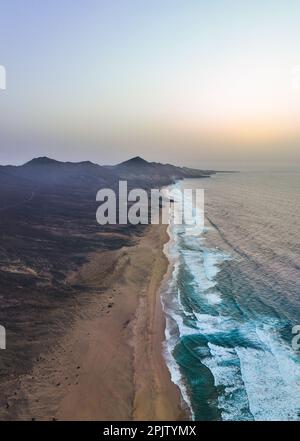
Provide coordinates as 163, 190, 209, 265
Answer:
160, 182, 300, 420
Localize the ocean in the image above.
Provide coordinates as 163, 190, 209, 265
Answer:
161, 171, 300, 421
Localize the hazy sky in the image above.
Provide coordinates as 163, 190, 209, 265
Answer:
0, 0, 300, 169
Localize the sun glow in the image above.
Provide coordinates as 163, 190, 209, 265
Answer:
159, 54, 299, 143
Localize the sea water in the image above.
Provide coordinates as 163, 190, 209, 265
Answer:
161, 171, 300, 421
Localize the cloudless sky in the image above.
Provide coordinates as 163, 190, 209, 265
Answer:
0, 0, 300, 169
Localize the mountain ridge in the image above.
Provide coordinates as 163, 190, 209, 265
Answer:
0, 155, 215, 192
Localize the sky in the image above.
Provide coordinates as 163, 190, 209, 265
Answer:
0, 0, 300, 170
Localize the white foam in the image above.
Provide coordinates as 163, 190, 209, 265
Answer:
203, 249, 229, 281
193, 312, 227, 335
180, 245, 229, 303
206, 292, 222, 305
161, 182, 300, 422
201, 343, 253, 421
181, 250, 215, 291
162, 313, 195, 419
236, 326, 300, 421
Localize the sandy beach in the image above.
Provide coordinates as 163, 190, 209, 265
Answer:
5, 224, 186, 420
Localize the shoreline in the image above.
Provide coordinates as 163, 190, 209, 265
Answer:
132, 225, 187, 420
159, 225, 194, 420
7, 224, 186, 420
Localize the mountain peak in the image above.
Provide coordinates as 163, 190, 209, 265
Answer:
23, 157, 61, 166
118, 156, 149, 166
130, 156, 147, 162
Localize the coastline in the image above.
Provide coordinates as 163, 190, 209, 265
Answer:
132, 224, 187, 421
7, 224, 186, 420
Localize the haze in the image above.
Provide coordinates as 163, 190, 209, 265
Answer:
0, 0, 300, 170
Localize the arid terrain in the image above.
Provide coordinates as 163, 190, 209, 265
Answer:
0, 156, 213, 420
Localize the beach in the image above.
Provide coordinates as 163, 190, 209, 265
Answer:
5, 224, 186, 421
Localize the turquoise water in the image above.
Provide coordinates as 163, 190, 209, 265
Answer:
161, 172, 300, 421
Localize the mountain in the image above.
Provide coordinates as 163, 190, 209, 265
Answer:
0, 154, 215, 399
116, 156, 149, 167
24, 156, 62, 167
0, 154, 215, 259
7, 157, 119, 190
0, 155, 214, 194
106, 156, 214, 186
